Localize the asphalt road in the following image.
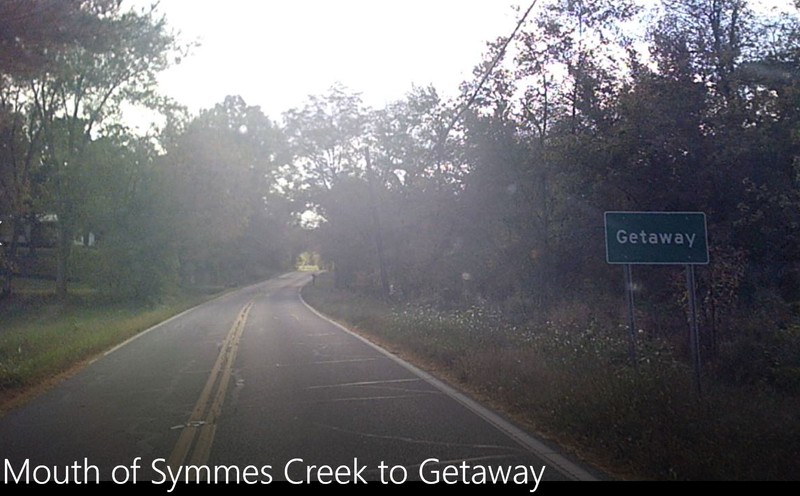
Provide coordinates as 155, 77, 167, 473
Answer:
0, 272, 599, 488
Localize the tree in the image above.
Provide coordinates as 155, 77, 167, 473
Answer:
0, 80, 43, 298
516, 0, 640, 137
283, 83, 368, 191
0, 0, 118, 79
27, 3, 180, 299
284, 85, 374, 287
539, 0, 800, 349
0, 0, 124, 299
162, 96, 291, 285
367, 85, 459, 297
79, 128, 178, 301
368, 85, 446, 190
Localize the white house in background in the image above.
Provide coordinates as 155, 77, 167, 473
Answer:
0, 214, 96, 248
0, 215, 41, 247
73, 231, 97, 247
37, 214, 97, 247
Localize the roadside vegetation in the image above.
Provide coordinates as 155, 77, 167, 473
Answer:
303, 272, 800, 480
2, 0, 800, 480
0, 274, 232, 411
0, 2, 297, 406
292, 0, 800, 480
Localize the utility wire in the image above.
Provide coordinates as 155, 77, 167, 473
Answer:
433, 0, 539, 159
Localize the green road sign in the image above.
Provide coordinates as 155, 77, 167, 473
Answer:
605, 212, 709, 265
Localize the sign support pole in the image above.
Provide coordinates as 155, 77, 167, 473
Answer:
624, 264, 638, 369
686, 264, 702, 397
605, 212, 709, 394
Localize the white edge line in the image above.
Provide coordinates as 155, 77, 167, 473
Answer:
297, 285, 600, 482
97, 304, 195, 362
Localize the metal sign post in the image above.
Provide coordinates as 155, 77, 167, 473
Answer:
605, 212, 709, 396
686, 264, 702, 396
624, 264, 638, 369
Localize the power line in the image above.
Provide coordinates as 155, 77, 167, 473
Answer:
433, 0, 539, 159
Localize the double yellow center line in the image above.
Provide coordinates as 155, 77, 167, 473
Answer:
167, 299, 254, 472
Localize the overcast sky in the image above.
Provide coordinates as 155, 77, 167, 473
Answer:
132, 0, 796, 124
136, 0, 523, 120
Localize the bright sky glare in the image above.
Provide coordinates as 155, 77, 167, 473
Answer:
134, 0, 796, 124
137, 0, 523, 120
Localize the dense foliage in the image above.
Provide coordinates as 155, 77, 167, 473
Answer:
291, 0, 800, 391
0, 2, 297, 301
2, 0, 799, 479
1, 0, 798, 402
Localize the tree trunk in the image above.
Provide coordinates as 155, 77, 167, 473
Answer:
536, 169, 551, 310
1, 217, 21, 299
56, 221, 71, 301
333, 259, 344, 289
0, 257, 11, 300
365, 148, 390, 298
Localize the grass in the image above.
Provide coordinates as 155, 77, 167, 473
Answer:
0, 279, 227, 410
9, 274, 97, 296
302, 272, 800, 480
